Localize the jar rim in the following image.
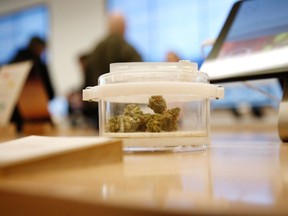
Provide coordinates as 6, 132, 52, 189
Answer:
98, 61, 210, 85
110, 60, 197, 73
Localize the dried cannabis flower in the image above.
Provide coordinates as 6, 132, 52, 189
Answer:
160, 113, 177, 132
105, 96, 181, 133
123, 104, 143, 116
146, 108, 181, 132
146, 114, 162, 132
165, 107, 181, 119
137, 113, 152, 132
106, 116, 120, 132
148, 95, 167, 114
118, 115, 140, 132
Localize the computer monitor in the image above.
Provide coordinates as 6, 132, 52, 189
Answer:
200, 0, 288, 142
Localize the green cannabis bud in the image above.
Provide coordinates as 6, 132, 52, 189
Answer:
160, 113, 177, 131
123, 104, 143, 116
137, 113, 152, 132
146, 108, 181, 132
148, 95, 167, 114
106, 116, 120, 132
105, 95, 181, 133
147, 114, 162, 132
118, 115, 140, 132
165, 107, 181, 120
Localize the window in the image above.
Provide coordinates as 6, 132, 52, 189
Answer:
107, 0, 236, 64
0, 5, 49, 65
107, 0, 282, 113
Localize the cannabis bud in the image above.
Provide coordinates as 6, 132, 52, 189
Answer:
148, 95, 167, 114
105, 115, 141, 132
137, 113, 152, 132
147, 113, 162, 132
105, 96, 181, 133
123, 104, 143, 116
118, 115, 140, 132
105, 116, 120, 132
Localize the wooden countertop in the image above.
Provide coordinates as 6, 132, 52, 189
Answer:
0, 129, 287, 216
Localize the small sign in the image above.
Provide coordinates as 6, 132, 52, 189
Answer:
0, 61, 32, 126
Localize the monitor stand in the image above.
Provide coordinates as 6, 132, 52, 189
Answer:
278, 77, 288, 143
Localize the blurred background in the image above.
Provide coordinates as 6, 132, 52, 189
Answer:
0, 0, 282, 133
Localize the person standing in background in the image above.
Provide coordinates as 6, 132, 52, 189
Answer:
83, 12, 142, 129
10, 36, 55, 100
10, 36, 55, 132
165, 51, 180, 62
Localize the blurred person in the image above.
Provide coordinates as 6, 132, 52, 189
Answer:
165, 51, 180, 62
83, 12, 142, 129
10, 36, 54, 99
9, 36, 55, 132
68, 53, 89, 114
85, 12, 142, 86
67, 53, 89, 127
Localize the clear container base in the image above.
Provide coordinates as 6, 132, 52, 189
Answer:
124, 144, 208, 152
102, 132, 210, 152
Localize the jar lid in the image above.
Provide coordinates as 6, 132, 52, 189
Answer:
83, 82, 224, 102
83, 61, 224, 102
98, 60, 209, 85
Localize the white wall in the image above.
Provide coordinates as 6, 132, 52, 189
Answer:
0, 0, 107, 96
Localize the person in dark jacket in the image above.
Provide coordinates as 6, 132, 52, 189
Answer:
10, 36, 55, 132
85, 12, 142, 86
83, 12, 142, 129
11, 36, 55, 99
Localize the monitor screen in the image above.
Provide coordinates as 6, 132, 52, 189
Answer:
200, 0, 288, 82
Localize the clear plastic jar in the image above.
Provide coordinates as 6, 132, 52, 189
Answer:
83, 61, 224, 152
